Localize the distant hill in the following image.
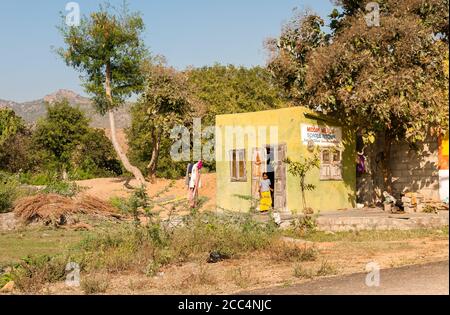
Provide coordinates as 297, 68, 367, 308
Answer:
0, 89, 131, 128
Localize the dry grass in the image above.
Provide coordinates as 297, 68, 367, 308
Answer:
228, 267, 254, 289
292, 260, 337, 279
13, 194, 119, 226
179, 264, 218, 292
81, 274, 110, 295
269, 241, 318, 262
293, 264, 315, 279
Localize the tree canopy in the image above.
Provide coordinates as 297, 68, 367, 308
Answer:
0, 107, 26, 147
58, 3, 147, 114
127, 63, 196, 180
0, 108, 30, 173
58, 2, 147, 184
268, 0, 449, 143
32, 100, 90, 174
267, 0, 449, 190
188, 64, 285, 126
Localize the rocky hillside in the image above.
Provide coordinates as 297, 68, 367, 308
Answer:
0, 89, 131, 128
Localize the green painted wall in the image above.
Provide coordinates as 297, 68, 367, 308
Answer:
215, 107, 356, 213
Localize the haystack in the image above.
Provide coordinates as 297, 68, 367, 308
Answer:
13, 194, 120, 226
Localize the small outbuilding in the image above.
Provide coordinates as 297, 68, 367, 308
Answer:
215, 107, 356, 214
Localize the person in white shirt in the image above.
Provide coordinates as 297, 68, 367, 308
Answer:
188, 160, 203, 208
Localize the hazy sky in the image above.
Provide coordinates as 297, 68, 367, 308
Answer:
0, 0, 336, 102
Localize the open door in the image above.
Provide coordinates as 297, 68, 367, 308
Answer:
251, 144, 287, 213
251, 148, 264, 211
274, 144, 287, 212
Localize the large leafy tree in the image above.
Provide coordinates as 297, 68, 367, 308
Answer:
188, 64, 285, 126
0, 107, 26, 147
128, 63, 195, 182
268, 0, 449, 192
72, 129, 123, 178
58, 3, 147, 184
0, 108, 31, 172
266, 10, 329, 100
32, 100, 90, 178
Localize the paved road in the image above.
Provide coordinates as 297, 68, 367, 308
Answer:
243, 261, 449, 295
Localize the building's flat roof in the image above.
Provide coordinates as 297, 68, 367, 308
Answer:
215, 105, 341, 125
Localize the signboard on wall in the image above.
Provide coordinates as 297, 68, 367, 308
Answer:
439, 133, 449, 202
301, 124, 342, 146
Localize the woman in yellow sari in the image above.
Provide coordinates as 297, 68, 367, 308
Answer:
259, 172, 273, 212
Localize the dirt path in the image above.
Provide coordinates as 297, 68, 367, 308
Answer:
242, 260, 449, 295
75, 173, 217, 213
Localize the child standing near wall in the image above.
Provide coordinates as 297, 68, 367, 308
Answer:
259, 172, 273, 212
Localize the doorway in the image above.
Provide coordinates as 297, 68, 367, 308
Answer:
251, 144, 287, 212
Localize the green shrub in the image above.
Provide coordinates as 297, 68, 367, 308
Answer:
18, 171, 59, 186
289, 215, 318, 236
73, 212, 280, 277
42, 179, 82, 197
10, 255, 67, 293
0, 172, 20, 213
109, 186, 152, 224
0, 273, 13, 288
109, 196, 129, 213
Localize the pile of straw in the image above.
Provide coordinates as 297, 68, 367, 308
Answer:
13, 194, 119, 226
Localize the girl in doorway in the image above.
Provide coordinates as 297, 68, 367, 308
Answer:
259, 172, 273, 212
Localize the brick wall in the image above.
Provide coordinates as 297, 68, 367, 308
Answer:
357, 135, 440, 205
390, 139, 440, 200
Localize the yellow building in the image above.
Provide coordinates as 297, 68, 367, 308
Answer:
215, 107, 356, 214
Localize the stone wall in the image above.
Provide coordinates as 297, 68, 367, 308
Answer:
357, 135, 440, 205
390, 139, 440, 200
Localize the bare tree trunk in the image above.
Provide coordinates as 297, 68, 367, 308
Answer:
105, 62, 146, 186
147, 131, 161, 184
382, 132, 393, 194
62, 166, 68, 181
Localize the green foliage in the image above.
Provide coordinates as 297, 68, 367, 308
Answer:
289, 215, 318, 236
57, 2, 147, 114
0, 107, 26, 146
0, 272, 13, 288
127, 63, 194, 179
31, 101, 122, 180
72, 212, 279, 277
0, 108, 31, 173
110, 186, 152, 224
188, 64, 285, 126
10, 255, 67, 293
268, 1, 449, 146
42, 179, 82, 197
0, 172, 21, 213
32, 100, 89, 174
284, 152, 320, 211
18, 171, 59, 186
71, 129, 123, 178
127, 64, 286, 178
266, 11, 328, 99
